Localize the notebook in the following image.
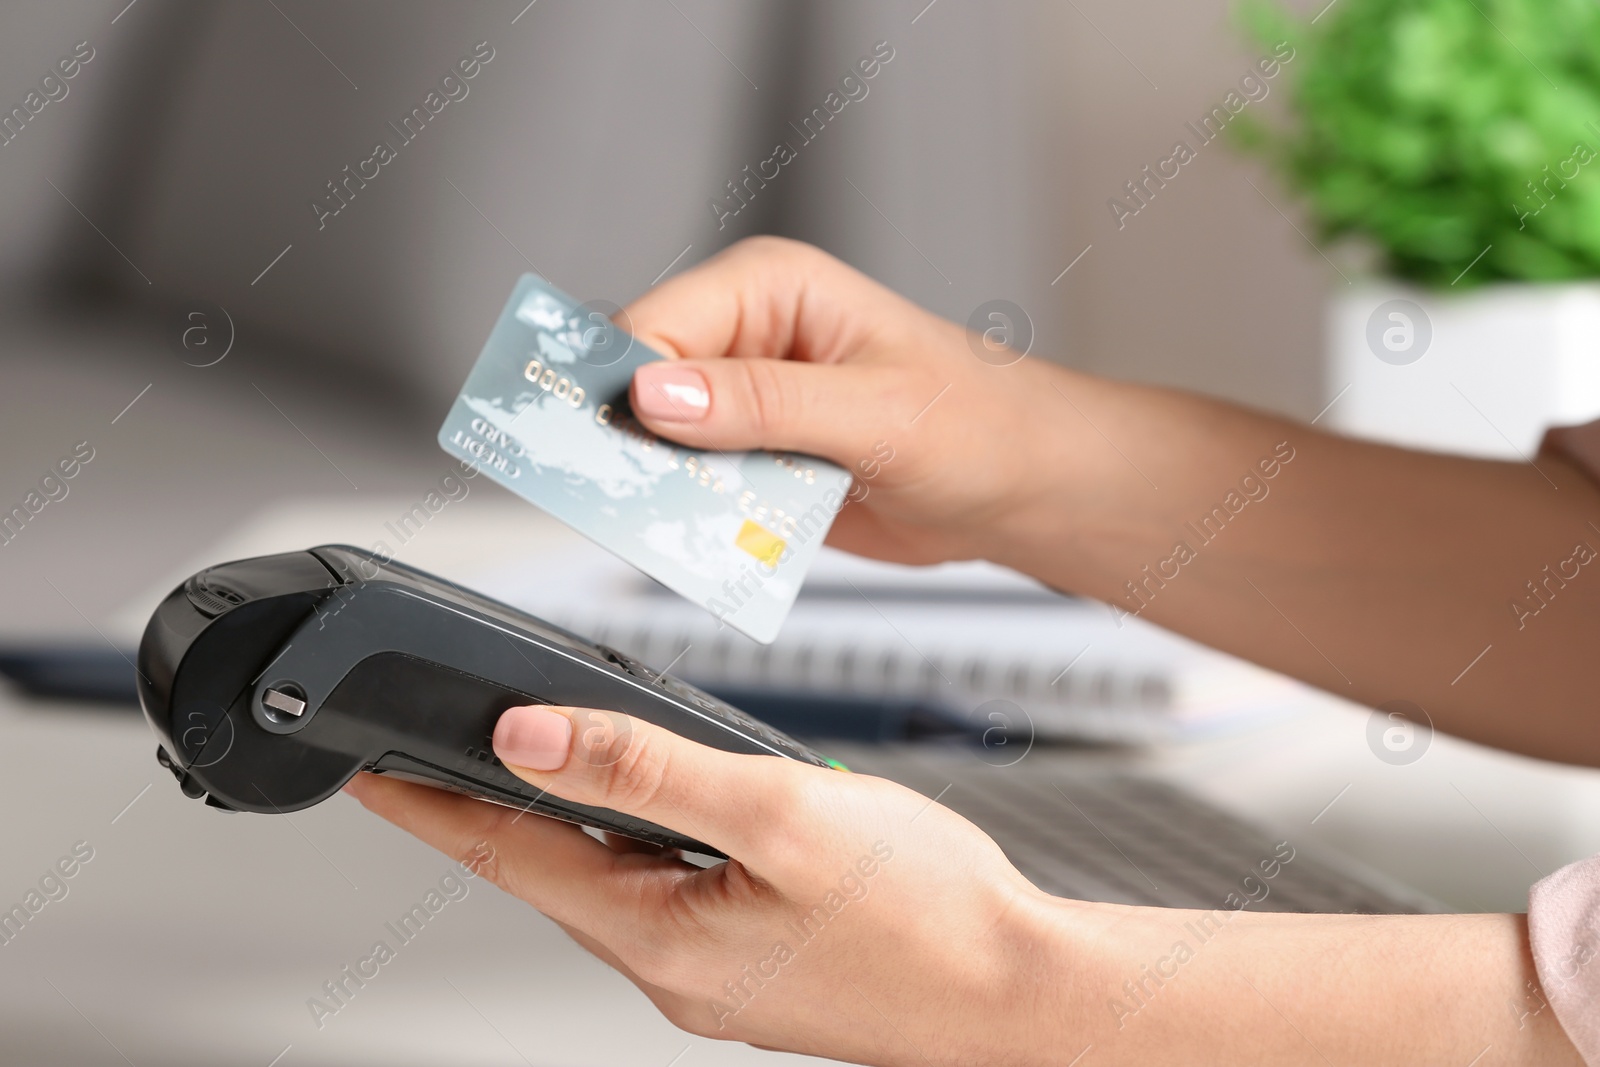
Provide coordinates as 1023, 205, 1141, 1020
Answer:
489, 538, 1312, 744
91, 497, 1311, 743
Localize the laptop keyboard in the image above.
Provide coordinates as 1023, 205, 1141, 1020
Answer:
830, 743, 1425, 914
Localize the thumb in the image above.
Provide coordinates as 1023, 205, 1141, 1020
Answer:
629, 356, 900, 468
491, 703, 819, 865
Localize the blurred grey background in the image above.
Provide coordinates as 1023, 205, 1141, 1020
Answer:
0, 0, 1329, 635
0, 2, 1364, 1064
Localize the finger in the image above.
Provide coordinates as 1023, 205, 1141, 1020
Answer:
621, 236, 895, 367
629, 355, 912, 464
343, 773, 694, 937
622, 237, 942, 462
552, 914, 716, 1032
490, 704, 820, 864
552, 918, 643, 983
558, 924, 706, 1041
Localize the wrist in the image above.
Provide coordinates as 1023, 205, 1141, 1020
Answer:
984, 363, 1168, 596
988, 895, 1260, 1067
973, 890, 1130, 1066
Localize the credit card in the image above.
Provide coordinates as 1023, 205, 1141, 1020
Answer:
438, 274, 854, 643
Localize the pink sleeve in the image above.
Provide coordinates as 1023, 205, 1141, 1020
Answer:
1528, 420, 1600, 1061
1530, 859, 1600, 1061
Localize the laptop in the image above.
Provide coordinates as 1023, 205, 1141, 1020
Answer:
826, 741, 1431, 913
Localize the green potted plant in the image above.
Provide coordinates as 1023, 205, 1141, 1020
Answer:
1237, 0, 1600, 457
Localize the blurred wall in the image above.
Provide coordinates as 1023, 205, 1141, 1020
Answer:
6, 0, 1331, 424
89, 0, 792, 407
1030, 0, 1328, 417
0, 1, 200, 296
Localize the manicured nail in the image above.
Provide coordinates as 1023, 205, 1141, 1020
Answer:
493, 705, 572, 771
633, 363, 710, 421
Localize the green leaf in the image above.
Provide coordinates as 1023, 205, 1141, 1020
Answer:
1231, 0, 1600, 285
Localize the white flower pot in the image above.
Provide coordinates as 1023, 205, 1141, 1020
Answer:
1323, 281, 1600, 459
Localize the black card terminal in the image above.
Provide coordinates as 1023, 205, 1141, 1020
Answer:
137, 545, 837, 854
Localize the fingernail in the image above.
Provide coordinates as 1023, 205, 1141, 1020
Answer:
633, 363, 710, 421
493, 705, 572, 771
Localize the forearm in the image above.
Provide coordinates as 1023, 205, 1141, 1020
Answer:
999, 363, 1600, 764
1015, 895, 1578, 1066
